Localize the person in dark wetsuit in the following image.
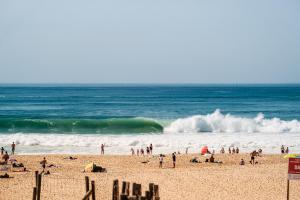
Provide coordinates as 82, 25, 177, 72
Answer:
172, 153, 176, 168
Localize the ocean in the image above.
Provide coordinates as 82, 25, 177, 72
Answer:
0, 84, 300, 154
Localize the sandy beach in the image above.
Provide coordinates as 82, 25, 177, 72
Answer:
1, 153, 299, 200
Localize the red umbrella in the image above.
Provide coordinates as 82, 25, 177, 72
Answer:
201, 146, 208, 155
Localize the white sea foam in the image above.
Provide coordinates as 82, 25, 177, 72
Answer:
164, 109, 300, 133
0, 111, 299, 155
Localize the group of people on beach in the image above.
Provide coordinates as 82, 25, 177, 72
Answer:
159, 152, 177, 168
220, 146, 239, 154
1, 142, 16, 165
131, 144, 153, 156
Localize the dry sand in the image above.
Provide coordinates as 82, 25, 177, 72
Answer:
0, 153, 299, 200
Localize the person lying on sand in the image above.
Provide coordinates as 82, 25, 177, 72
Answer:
63, 156, 77, 160
205, 154, 223, 164
190, 157, 201, 163
0, 173, 10, 178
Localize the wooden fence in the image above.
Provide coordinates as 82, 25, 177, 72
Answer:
112, 179, 160, 200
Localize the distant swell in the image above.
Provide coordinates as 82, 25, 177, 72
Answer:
0, 118, 163, 134
164, 109, 300, 133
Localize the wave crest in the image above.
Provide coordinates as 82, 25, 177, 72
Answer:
164, 109, 300, 133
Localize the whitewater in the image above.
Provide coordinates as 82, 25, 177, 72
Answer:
1, 110, 300, 154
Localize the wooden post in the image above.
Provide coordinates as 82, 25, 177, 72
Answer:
91, 180, 96, 200
145, 191, 151, 200
37, 174, 42, 200
112, 179, 119, 200
154, 185, 159, 200
122, 181, 130, 195
32, 187, 37, 200
149, 183, 154, 199
35, 171, 38, 187
132, 183, 141, 196
85, 176, 90, 200
287, 179, 290, 200
120, 194, 129, 200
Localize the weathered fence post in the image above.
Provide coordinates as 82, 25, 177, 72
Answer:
113, 179, 119, 200
91, 180, 96, 200
85, 176, 90, 200
32, 187, 37, 200
35, 171, 38, 187
154, 185, 159, 200
37, 173, 42, 200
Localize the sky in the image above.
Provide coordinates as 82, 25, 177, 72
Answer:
0, 0, 299, 84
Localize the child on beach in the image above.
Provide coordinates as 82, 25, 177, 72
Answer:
159, 154, 163, 168
11, 142, 16, 155
40, 157, 47, 172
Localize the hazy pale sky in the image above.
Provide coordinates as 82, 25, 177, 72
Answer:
0, 0, 299, 83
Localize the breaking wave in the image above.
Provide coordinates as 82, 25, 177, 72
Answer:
0, 118, 163, 134
164, 109, 300, 133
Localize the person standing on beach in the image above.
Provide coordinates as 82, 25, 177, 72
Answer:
131, 148, 135, 156
101, 144, 105, 155
1, 147, 4, 155
232, 148, 236, 154
172, 153, 176, 168
11, 142, 16, 155
228, 147, 231, 154
141, 148, 144, 156
281, 145, 285, 154
2, 151, 9, 164
159, 154, 163, 168
285, 147, 289, 154
236, 147, 239, 154
146, 147, 150, 155
40, 157, 47, 172
150, 144, 153, 155
137, 149, 139, 156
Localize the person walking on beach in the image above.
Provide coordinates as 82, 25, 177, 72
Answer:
40, 157, 47, 172
150, 144, 153, 154
131, 148, 135, 156
146, 147, 150, 155
101, 144, 105, 155
285, 147, 289, 154
236, 147, 239, 154
137, 149, 140, 156
159, 154, 163, 168
11, 142, 16, 155
250, 152, 255, 165
172, 153, 176, 168
141, 148, 144, 156
228, 147, 231, 154
232, 147, 236, 154
220, 147, 225, 154
281, 145, 285, 154
1, 147, 4, 155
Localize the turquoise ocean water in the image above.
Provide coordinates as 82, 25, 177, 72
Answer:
0, 84, 299, 154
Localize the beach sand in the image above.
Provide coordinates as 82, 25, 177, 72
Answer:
0, 153, 299, 200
